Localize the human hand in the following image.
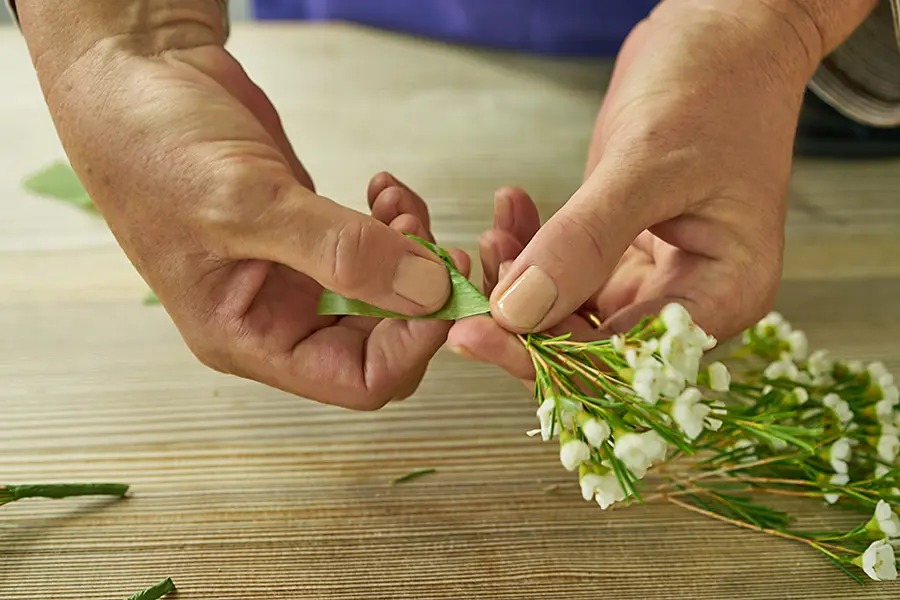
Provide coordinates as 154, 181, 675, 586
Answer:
18, 2, 460, 408
448, 0, 854, 379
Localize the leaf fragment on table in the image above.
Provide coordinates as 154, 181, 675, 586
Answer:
143, 290, 160, 305
124, 578, 176, 600
318, 235, 490, 320
23, 161, 96, 213
0, 483, 129, 506
390, 468, 437, 485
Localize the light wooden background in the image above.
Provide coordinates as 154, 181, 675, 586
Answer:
1, 23, 900, 599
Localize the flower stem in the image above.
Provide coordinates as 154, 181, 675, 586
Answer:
665, 494, 851, 554
1, 483, 129, 504
125, 578, 176, 600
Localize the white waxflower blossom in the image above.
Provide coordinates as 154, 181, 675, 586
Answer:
824, 473, 849, 505
787, 330, 809, 361
672, 388, 710, 440
757, 311, 791, 339
860, 540, 898, 582
660, 333, 704, 384
876, 464, 892, 479
536, 397, 581, 441
707, 362, 731, 392
792, 387, 809, 405
829, 438, 852, 474
874, 500, 900, 538
764, 359, 800, 381
660, 303, 692, 336
823, 393, 854, 426
613, 430, 667, 478
806, 349, 833, 378
611, 334, 626, 354
579, 473, 605, 501
877, 433, 900, 464
869, 362, 892, 384
660, 366, 688, 398
560, 439, 591, 472
582, 419, 611, 448
632, 363, 663, 405
594, 474, 628, 510
706, 401, 726, 431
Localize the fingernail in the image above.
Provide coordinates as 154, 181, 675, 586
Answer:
494, 190, 514, 231
393, 254, 450, 308
447, 344, 477, 360
496, 265, 557, 329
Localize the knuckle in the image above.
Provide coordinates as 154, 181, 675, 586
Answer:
325, 218, 381, 293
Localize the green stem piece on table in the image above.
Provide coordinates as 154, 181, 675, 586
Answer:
0, 483, 130, 506
317, 235, 490, 320
390, 468, 437, 485
124, 578, 176, 600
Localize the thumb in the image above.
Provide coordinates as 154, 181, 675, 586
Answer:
226, 180, 451, 316
489, 173, 663, 332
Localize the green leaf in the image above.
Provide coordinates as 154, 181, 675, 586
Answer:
143, 290, 160, 305
124, 578, 176, 600
317, 235, 490, 320
23, 161, 97, 214
389, 468, 437, 485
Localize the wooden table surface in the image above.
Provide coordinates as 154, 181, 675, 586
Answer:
2, 23, 900, 600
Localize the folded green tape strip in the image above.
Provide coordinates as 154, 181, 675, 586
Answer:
317, 235, 490, 320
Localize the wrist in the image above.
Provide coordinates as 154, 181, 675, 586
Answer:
17, 0, 227, 84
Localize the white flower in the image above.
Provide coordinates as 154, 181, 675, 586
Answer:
860, 540, 898, 581
632, 363, 663, 405
611, 334, 626, 353
829, 438, 852, 474
660, 303, 692, 336
869, 362, 892, 384
660, 333, 704, 384
877, 434, 900, 464
792, 387, 809, 405
847, 360, 865, 374
823, 393, 854, 426
536, 397, 581, 440
560, 439, 591, 471
707, 362, 731, 392
613, 430, 667, 478
806, 350, 834, 379
876, 464, 892, 479
582, 419, 611, 448
875, 500, 900, 538
882, 383, 900, 404
824, 473, 849, 504
642, 430, 668, 463
579, 473, 605, 501
757, 311, 791, 339
787, 330, 809, 361
672, 388, 709, 440
594, 474, 628, 510
660, 366, 687, 398
764, 358, 800, 381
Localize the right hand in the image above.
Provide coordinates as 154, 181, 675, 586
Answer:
19, 5, 459, 408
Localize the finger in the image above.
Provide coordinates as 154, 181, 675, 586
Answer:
447, 316, 535, 380
270, 317, 452, 410
493, 186, 541, 244
489, 170, 668, 333
224, 180, 451, 317
448, 248, 472, 279
479, 229, 524, 295
371, 184, 433, 240
367, 172, 431, 228
389, 213, 429, 240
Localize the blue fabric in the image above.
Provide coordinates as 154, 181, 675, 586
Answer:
252, 0, 656, 57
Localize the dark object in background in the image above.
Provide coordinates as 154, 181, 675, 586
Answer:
796, 90, 900, 159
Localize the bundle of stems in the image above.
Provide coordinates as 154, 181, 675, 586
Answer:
524, 305, 900, 583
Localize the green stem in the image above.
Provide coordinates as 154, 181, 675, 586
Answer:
125, 578, 176, 600
1, 483, 129, 503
